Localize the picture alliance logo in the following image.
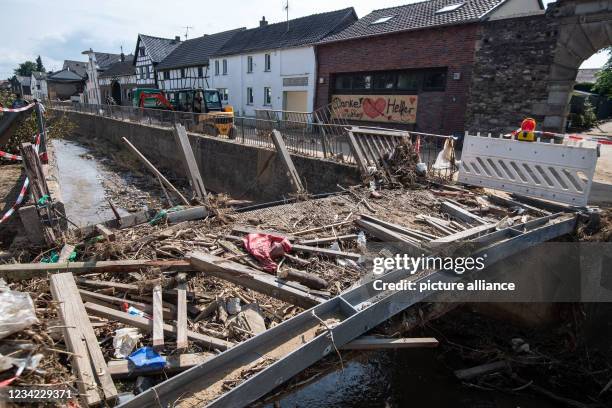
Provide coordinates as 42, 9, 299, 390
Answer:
372, 254, 488, 275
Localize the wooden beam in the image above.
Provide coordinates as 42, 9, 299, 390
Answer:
440, 201, 488, 225
355, 219, 421, 255
18, 205, 45, 245
0, 259, 193, 281
175, 275, 188, 351
50, 273, 117, 406
188, 252, 327, 308
122, 137, 190, 205
173, 123, 207, 201
152, 285, 164, 350
108, 353, 212, 378
84, 302, 232, 350
292, 220, 354, 236
347, 129, 369, 176
270, 130, 305, 193
78, 289, 175, 319
95, 223, 116, 241
341, 336, 439, 350
298, 234, 358, 246
429, 223, 498, 244
360, 214, 438, 241
291, 244, 361, 261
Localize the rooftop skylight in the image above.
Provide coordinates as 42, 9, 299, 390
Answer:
370, 16, 395, 25
435, 2, 465, 13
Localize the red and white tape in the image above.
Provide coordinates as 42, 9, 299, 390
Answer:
0, 150, 22, 161
0, 102, 36, 113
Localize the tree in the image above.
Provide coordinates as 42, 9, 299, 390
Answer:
35, 55, 45, 73
592, 47, 612, 97
14, 61, 37, 77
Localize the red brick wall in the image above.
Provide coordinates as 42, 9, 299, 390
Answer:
315, 23, 479, 135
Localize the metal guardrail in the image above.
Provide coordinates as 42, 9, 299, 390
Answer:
49, 101, 457, 180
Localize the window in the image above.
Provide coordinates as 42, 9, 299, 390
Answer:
370, 16, 395, 24
197, 67, 203, 77
222, 59, 228, 75
246, 87, 253, 105
214, 60, 219, 76
247, 56, 253, 73
423, 70, 447, 91
163, 71, 170, 80
180, 68, 185, 78
436, 3, 464, 13
264, 54, 271, 71
334, 75, 352, 90
352, 74, 372, 90
373, 72, 395, 90
264, 87, 272, 105
397, 72, 419, 90
139, 47, 145, 57
218, 88, 229, 102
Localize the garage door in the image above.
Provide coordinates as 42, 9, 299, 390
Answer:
283, 91, 308, 112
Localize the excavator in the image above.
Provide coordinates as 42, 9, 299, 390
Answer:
132, 88, 236, 138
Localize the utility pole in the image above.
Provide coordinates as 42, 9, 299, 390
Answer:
285, 1, 289, 31
183, 26, 194, 40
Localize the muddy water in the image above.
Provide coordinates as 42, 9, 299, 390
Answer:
53, 139, 126, 226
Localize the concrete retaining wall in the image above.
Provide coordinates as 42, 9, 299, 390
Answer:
64, 111, 361, 202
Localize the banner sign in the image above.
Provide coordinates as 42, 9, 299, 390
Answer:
331, 94, 418, 123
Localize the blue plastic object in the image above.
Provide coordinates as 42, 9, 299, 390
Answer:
128, 347, 166, 369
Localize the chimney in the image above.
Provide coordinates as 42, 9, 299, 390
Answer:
175, 36, 181, 42
120, 52, 125, 62
260, 16, 268, 27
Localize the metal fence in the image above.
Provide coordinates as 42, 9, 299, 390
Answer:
48, 101, 457, 179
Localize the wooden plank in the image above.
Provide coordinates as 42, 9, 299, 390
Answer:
429, 223, 498, 244
51, 273, 116, 406
440, 201, 488, 225
359, 214, 437, 241
298, 234, 358, 246
122, 137, 190, 205
0, 258, 193, 281
176, 275, 188, 351
108, 353, 213, 378
291, 244, 361, 261
347, 129, 370, 176
292, 220, 354, 236
58, 244, 75, 263
355, 219, 421, 255
84, 302, 232, 350
189, 252, 327, 308
173, 123, 207, 201
95, 223, 116, 241
152, 285, 164, 350
78, 289, 175, 319
270, 130, 305, 193
341, 336, 439, 350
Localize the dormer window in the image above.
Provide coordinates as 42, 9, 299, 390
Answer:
435, 3, 465, 13
370, 16, 395, 25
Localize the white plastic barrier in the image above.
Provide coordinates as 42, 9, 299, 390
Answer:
458, 134, 598, 206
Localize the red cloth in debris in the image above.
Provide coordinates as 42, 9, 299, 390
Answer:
242, 233, 292, 272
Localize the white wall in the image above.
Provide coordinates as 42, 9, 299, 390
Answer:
135, 38, 156, 86
209, 46, 316, 117
30, 75, 48, 100
83, 52, 102, 105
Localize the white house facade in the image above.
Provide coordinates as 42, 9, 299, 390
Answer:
81, 50, 121, 105
133, 34, 181, 87
209, 46, 316, 116
206, 9, 357, 117
30, 71, 48, 100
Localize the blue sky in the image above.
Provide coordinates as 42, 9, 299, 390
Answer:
0, 0, 607, 79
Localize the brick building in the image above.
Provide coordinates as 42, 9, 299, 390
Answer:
315, 0, 544, 135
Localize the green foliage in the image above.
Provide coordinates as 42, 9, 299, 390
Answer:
574, 82, 594, 93
581, 100, 598, 129
593, 48, 612, 97
0, 90, 75, 154
14, 61, 37, 77
35, 56, 45, 73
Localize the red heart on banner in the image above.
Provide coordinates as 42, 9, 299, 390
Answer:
362, 98, 386, 119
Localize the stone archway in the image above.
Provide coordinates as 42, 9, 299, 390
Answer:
111, 81, 122, 105
543, 0, 612, 131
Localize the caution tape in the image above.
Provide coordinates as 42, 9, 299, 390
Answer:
0, 102, 35, 113
0, 177, 30, 224
0, 134, 42, 224
0, 150, 22, 161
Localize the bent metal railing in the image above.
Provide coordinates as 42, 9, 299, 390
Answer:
48, 101, 457, 180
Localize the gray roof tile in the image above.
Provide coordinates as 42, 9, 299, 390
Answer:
157, 28, 245, 70
99, 57, 136, 78
214, 8, 357, 56
321, 0, 507, 43
136, 34, 182, 64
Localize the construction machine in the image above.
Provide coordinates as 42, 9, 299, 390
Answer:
166, 88, 236, 138
132, 88, 174, 110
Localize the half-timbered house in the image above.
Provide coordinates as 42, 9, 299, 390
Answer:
99, 54, 137, 105
133, 34, 182, 87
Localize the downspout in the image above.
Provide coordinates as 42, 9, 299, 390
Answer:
314, 44, 319, 111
